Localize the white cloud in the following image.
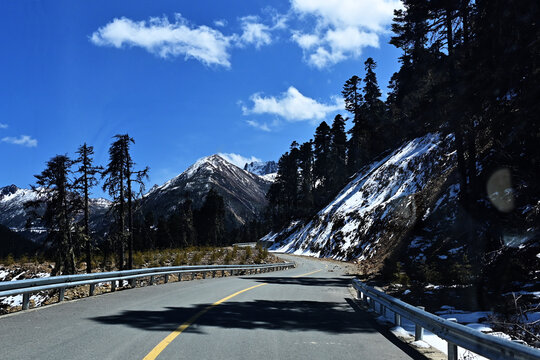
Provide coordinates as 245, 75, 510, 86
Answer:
90, 14, 234, 67
290, 0, 402, 68
242, 86, 343, 122
1, 135, 38, 148
238, 16, 272, 48
218, 153, 262, 168
214, 19, 227, 27
0, 123, 7, 129
291, 32, 319, 49
246, 120, 272, 132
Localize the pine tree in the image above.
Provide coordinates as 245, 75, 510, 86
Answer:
102, 134, 148, 270
195, 189, 225, 246
73, 143, 102, 273
362, 58, 386, 155
342, 76, 367, 174
26, 155, 81, 275
297, 141, 314, 218
179, 198, 196, 247
267, 145, 300, 228
156, 216, 172, 249
330, 114, 348, 194
313, 121, 332, 206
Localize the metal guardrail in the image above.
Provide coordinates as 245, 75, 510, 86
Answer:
232, 242, 257, 247
352, 279, 540, 360
0, 262, 295, 311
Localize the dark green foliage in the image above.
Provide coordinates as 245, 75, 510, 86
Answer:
25, 155, 81, 275
329, 114, 348, 194
313, 121, 332, 206
102, 134, 148, 270
297, 141, 315, 219
73, 143, 102, 273
195, 188, 225, 246
0, 225, 37, 258
267, 143, 300, 229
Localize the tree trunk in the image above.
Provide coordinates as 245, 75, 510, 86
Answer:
119, 169, 125, 271
127, 165, 133, 270
446, 7, 469, 206
83, 148, 91, 273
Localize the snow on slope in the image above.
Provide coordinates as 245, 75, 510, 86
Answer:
0, 185, 41, 230
266, 133, 456, 265
243, 160, 277, 176
0, 184, 111, 239
141, 154, 271, 228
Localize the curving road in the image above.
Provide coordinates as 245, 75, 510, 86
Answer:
0, 255, 422, 359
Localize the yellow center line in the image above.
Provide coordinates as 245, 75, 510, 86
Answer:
292, 269, 322, 278
143, 268, 323, 360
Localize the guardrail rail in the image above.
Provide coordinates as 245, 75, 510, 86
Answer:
0, 262, 295, 311
352, 279, 540, 360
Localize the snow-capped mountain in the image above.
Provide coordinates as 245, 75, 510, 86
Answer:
244, 161, 277, 176
265, 133, 457, 271
141, 154, 271, 228
0, 184, 111, 241
0, 185, 39, 230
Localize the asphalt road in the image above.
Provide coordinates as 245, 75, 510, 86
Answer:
0, 254, 421, 360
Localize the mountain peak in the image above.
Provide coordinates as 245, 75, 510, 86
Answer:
1, 184, 19, 194
140, 153, 271, 229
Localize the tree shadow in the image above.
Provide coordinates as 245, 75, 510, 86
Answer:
90, 299, 377, 335
241, 276, 353, 288
90, 297, 430, 359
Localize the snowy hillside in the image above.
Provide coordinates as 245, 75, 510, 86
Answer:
266, 133, 457, 270
0, 185, 111, 240
141, 154, 271, 228
243, 160, 277, 176
0, 185, 40, 230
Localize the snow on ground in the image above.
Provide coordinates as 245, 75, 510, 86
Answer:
0, 270, 9, 281
260, 173, 277, 182
0, 268, 51, 308
375, 304, 517, 360
2, 294, 23, 307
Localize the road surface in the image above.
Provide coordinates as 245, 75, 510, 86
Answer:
0, 254, 422, 359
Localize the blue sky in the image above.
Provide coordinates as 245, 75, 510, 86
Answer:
0, 0, 402, 198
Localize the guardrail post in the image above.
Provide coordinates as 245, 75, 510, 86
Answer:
203, 271, 206, 279
178, 274, 182, 282
90, 284, 96, 296
212, 271, 216, 278
415, 306, 425, 341
22, 293, 30, 310
59, 287, 65, 302
164, 274, 169, 283
150, 275, 155, 285
129, 279, 136, 288
191, 272, 195, 280
447, 318, 458, 360
394, 312, 401, 326
111, 280, 116, 292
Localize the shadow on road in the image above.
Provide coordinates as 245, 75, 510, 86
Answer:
90, 299, 378, 335
241, 276, 353, 288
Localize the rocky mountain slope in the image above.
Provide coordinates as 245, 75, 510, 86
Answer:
1, 155, 272, 241
265, 133, 458, 272
140, 154, 271, 229
244, 160, 277, 182
0, 185, 111, 241
243, 160, 277, 176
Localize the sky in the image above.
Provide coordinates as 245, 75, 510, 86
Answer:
0, 0, 403, 198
